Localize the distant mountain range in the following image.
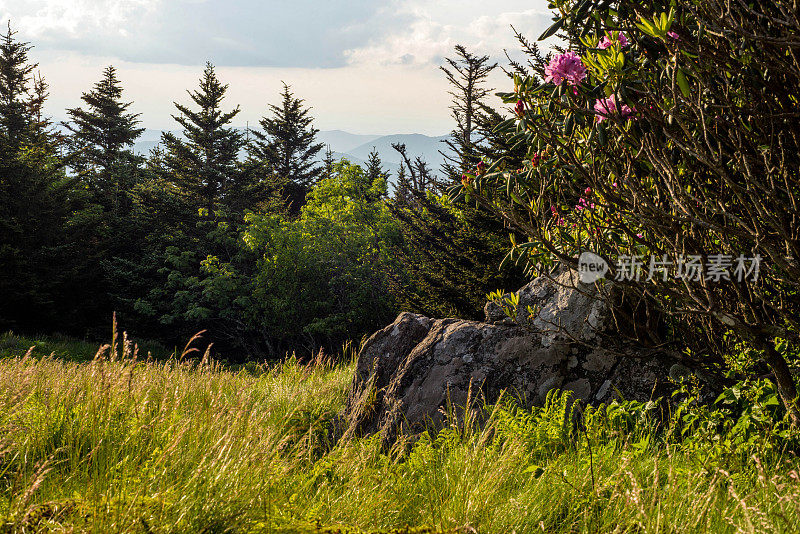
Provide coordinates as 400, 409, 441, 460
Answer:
131, 129, 453, 179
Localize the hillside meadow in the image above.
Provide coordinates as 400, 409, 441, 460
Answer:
1, 333, 799, 533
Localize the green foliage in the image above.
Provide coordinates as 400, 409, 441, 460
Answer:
130, 160, 400, 357
387, 192, 526, 320
236, 160, 400, 354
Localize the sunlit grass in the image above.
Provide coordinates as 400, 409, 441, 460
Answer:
1, 336, 799, 533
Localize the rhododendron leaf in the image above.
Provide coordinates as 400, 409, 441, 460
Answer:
677, 68, 691, 98
487, 159, 504, 175
598, 124, 608, 146
559, 229, 576, 244
539, 17, 565, 41
493, 118, 516, 134
636, 20, 657, 38
574, 0, 593, 19
564, 114, 575, 136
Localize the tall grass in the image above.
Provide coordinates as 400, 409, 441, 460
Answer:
1, 335, 799, 533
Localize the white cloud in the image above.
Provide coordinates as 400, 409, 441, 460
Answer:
344, 1, 552, 67
3, 0, 160, 38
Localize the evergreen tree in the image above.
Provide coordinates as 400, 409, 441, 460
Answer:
439, 45, 497, 181
391, 142, 440, 197
365, 147, 388, 184
321, 145, 335, 180
0, 26, 92, 333
250, 83, 323, 214
384, 45, 527, 320
386, 192, 526, 320
26, 72, 53, 147
64, 65, 144, 214
363, 148, 389, 202
392, 161, 414, 205
0, 24, 34, 151
161, 62, 251, 218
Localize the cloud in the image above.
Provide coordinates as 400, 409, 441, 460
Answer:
343, 1, 553, 67
2, 0, 554, 69
2, 0, 405, 68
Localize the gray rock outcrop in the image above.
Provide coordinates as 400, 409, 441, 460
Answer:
341, 269, 698, 447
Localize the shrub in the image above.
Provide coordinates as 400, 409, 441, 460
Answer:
458, 0, 800, 420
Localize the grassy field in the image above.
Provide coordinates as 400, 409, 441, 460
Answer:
1, 333, 800, 533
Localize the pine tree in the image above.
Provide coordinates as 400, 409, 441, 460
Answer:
0, 26, 92, 333
321, 145, 335, 181
250, 83, 323, 214
391, 142, 441, 198
386, 192, 527, 320
0, 24, 35, 152
392, 162, 412, 204
365, 147, 388, 184
439, 45, 497, 181
384, 45, 527, 320
64, 65, 144, 213
161, 62, 250, 217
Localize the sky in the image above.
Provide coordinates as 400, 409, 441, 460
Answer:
1, 0, 554, 135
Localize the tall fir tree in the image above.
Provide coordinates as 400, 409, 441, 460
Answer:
64, 65, 144, 214
363, 147, 389, 202
0, 23, 35, 152
321, 145, 335, 181
439, 45, 497, 182
161, 62, 254, 218
250, 83, 323, 214
0, 25, 93, 333
365, 147, 388, 184
392, 161, 412, 204
385, 45, 527, 320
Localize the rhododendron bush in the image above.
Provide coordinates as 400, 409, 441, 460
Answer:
454, 1, 800, 420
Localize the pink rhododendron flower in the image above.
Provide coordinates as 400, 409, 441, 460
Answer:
515, 99, 526, 117
598, 32, 629, 49
667, 31, 680, 40
544, 52, 587, 86
594, 94, 634, 122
